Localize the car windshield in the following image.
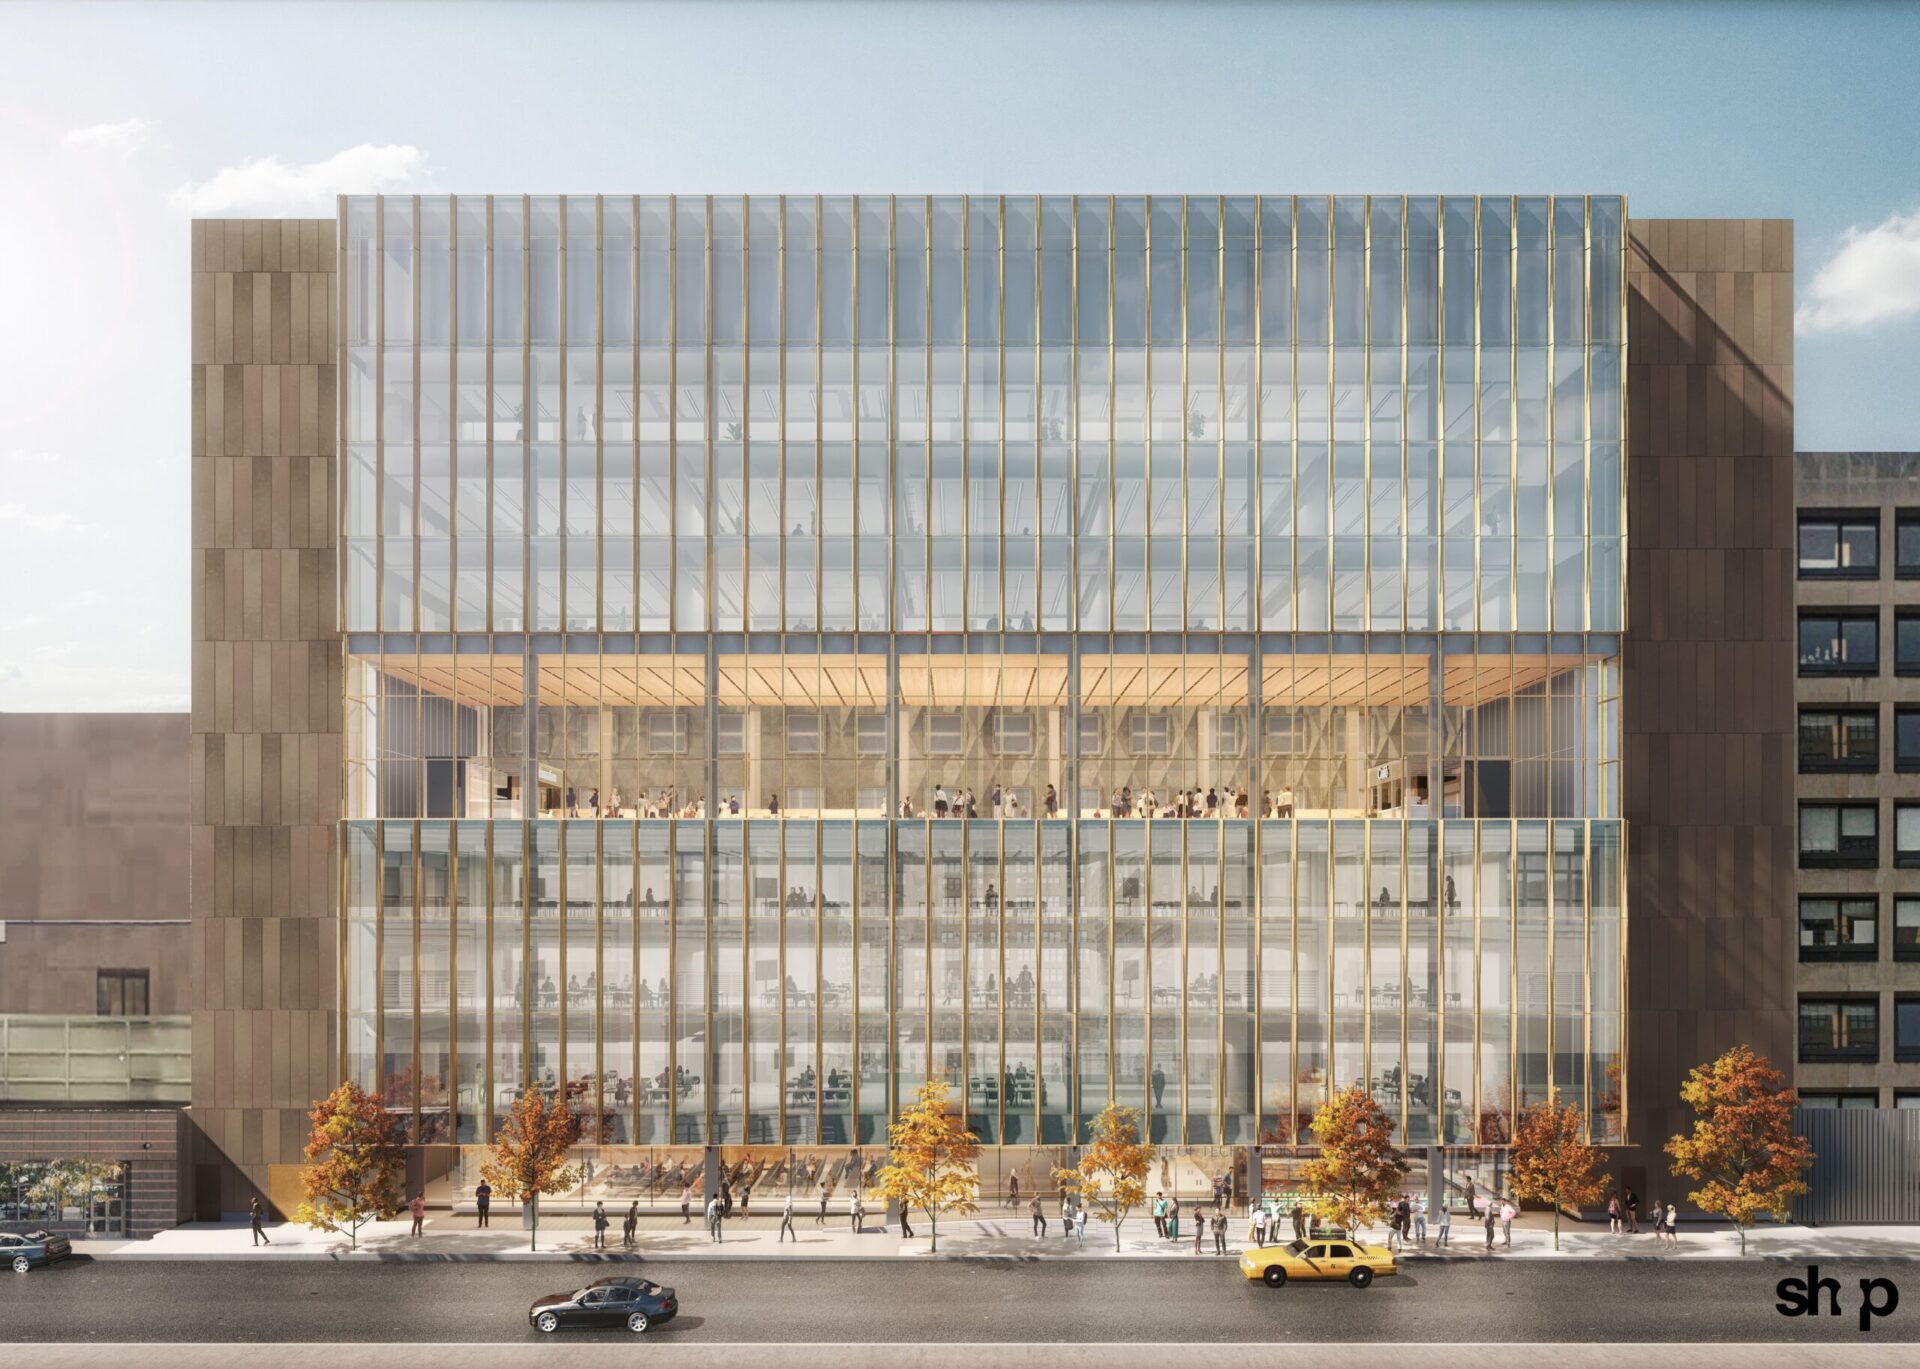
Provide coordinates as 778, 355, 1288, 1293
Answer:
1286, 1240, 1309, 1255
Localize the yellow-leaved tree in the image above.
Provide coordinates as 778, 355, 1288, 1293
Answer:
874, 1077, 981, 1252
1053, 1103, 1153, 1251
1507, 1092, 1609, 1250
1666, 1045, 1814, 1255
1302, 1083, 1408, 1242
481, 1089, 581, 1251
294, 1081, 409, 1249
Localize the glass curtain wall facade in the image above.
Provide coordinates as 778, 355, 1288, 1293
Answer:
339, 193, 1626, 1159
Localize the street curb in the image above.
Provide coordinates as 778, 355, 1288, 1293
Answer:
77, 1249, 1920, 1264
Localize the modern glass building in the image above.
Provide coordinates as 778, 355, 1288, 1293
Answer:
336, 194, 1627, 1176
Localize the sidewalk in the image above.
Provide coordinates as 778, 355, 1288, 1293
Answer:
84, 1209, 1920, 1262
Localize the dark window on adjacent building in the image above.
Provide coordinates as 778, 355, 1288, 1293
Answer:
1799, 1092, 1878, 1110
1798, 510, 1879, 579
1898, 899, 1920, 963
1898, 998, 1920, 1064
1799, 612, 1878, 676
1799, 802, 1878, 868
1898, 612, 1920, 676
1799, 997, 1879, 1063
1799, 896, 1877, 962
97, 969, 149, 1017
1798, 708, 1878, 773
1898, 1092, 1920, 1111
1898, 510, 1920, 579
1897, 803, 1920, 869
1898, 708, 1920, 774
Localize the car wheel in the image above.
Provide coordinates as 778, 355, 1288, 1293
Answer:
627, 1312, 650, 1334
1349, 1266, 1374, 1288
1262, 1266, 1288, 1288
11, 1255, 29, 1275
535, 1312, 560, 1334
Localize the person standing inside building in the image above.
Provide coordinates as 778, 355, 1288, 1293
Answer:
474, 1179, 491, 1228
249, 1196, 270, 1246
779, 1192, 797, 1243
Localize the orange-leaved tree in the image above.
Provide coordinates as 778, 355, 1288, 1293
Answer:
294, 1081, 409, 1249
481, 1089, 581, 1251
1302, 1083, 1408, 1241
1666, 1045, 1814, 1255
1052, 1102, 1154, 1251
1507, 1092, 1609, 1250
874, 1076, 981, 1252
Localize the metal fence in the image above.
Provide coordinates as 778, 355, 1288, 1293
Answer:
0, 1015, 190, 1104
1793, 1108, 1920, 1225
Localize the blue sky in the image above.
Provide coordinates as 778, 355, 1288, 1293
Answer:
2, 0, 1917, 710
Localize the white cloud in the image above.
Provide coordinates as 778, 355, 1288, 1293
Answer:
169, 143, 427, 217
1797, 210, 1920, 335
0, 502, 103, 537
63, 117, 153, 159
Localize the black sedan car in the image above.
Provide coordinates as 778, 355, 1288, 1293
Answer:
2, 1230, 74, 1274
529, 1277, 677, 1334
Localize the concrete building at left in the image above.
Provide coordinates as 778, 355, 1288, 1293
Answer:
0, 712, 192, 1238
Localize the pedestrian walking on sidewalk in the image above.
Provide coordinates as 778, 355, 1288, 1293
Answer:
1030, 1195, 1047, 1238
1292, 1200, 1307, 1243
249, 1196, 270, 1246
1624, 1187, 1639, 1233
1075, 1206, 1088, 1245
1061, 1192, 1074, 1240
741, 1184, 752, 1220
1500, 1199, 1515, 1248
706, 1194, 722, 1243
1167, 1195, 1181, 1242
1194, 1209, 1206, 1254
680, 1183, 693, 1224
592, 1201, 609, 1249
409, 1192, 426, 1237
623, 1201, 638, 1248
1483, 1204, 1497, 1252
1152, 1192, 1167, 1238
1414, 1194, 1427, 1244
850, 1191, 865, 1234
899, 1200, 915, 1239
1607, 1191, 1622, 1234
817, 1183, 830, 1225
475, 1180, 492, 1228
1436, 1202, 1451, 1247
1212, 1209, 1227, 1255
1009, 1172, 1021, 1209
1665, 1203, 1679, 1243
779, 1193, 797, 1243
1250, 1204, 1267, 1247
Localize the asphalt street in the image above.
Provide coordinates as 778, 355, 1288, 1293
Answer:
4, 1256, 1917, 1343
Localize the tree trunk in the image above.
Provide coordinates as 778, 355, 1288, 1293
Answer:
929, 1210, 937, 1253
530, 1192, 539, 1253
1739, 1224, 1746, 1256
1552, 1200, 1560, 1251
1114, 1217, 1124, 1252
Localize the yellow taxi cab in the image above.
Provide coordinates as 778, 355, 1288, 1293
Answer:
1240, 1235, 1398, 1288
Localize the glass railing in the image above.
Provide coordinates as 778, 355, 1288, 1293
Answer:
0, 1015, 190, 1103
